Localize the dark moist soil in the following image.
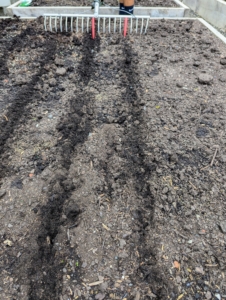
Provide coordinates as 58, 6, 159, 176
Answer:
0, 17, 226, 300
31, 0, 178, 7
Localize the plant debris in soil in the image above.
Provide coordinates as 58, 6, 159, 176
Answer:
31, 0, 178, 7
0, 17, 226, 300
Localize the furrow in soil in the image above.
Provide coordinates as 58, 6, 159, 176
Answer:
0, 33, 57, 180
27, 34, 100, 300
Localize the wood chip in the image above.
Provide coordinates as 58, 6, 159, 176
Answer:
174, 261, 180, 269
102, 223, 110, 231
3, 115, 8, 121
88, 280, 103, 286
3, 240, 13, 246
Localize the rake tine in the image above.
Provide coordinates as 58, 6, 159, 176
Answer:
119, 18, 122, 33
144, 18, 149, 34
65, 16, 68, 32
98, 17, 100, 33
55, 16, 57, 32
87, 17, 89, 33
60, 16, 62, 32
140, 18, 144, 34
71, 16, 73, 32
130, 17, 132, 33
44, 16, 47, 31
76, 17, 78, 32
49, 16, 52, 31
103, 17, 106, 33
114, 17, 116, 33
136, 18, 138, 34
81, 17, 84, 32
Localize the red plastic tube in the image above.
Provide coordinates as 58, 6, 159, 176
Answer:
123, 17, 128, 37
92, 17, 95, 39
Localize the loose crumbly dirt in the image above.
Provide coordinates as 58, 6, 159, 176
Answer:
31, 0, 178, 7
0, 18, 226, 300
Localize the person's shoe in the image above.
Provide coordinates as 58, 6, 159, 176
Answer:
119, 4, 134, 15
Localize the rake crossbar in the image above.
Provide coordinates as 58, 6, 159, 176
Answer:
44, 14, 150, 35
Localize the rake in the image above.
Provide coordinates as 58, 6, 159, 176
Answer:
43, 0, 150, 38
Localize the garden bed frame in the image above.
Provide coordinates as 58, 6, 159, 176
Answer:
6, 0, 190, 17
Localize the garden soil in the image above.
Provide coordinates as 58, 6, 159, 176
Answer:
31, 0, 178, 7
0, 17, 226, 300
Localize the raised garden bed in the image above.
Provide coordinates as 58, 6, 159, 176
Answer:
6, 0, 188, 18
32, 0, 178, 7
0, 18, 226, 300
182, 0, 226, 30
31, 0, 179, 7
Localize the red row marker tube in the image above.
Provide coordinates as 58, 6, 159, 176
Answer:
92, 17, 95, 39
123, 17, 128, 37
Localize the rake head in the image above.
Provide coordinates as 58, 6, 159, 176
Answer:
44, 14, 150, 38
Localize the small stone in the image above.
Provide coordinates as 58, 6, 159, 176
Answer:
219, 75, 226, 82
205, 291, 212, 300
48, 114, 53, 119
186, 282, 192, 287
176, 276, 181, 283
118, 251, 128, 258
8, 224, 13, 228
119, 239, 126, 249
176, 82, 183, 88
220, 58, 226, 65
193, 61, 201, 67
215, 294, 221, 300
134, 120, 140, 125
0, 190, 6, 198
49, 78, 57, 87
99, 282, 108, 292
56, 68, 66, 76
55, 58, 64, 66
219, 221, 226, 234
62, 268, 67, 273
195, 266, 204, 274
198, 74, 213, 85
95, 293, 105, 300
82, 262, 87, 268
162, 187, 168, 194
14, 76, 27, 85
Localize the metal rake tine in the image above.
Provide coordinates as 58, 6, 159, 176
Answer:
109, 17, 110, 33
119, 18, 122, 33
65, 16, 68, 32
87, 17, 89, 33
55, 16, 57, 32
71, 16, 73, 32
49, 16, 52, 32
98, 17, 100, 33
103, 17, 106, 33
81, 17, 84, 33
60, 16, 62, 32
76, 17, 78, 33
44, 16, 47, 31
135, 18, 138, 34
144, 18, 149, 34
114, 17, 116, 33
140, 18, 144, 34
